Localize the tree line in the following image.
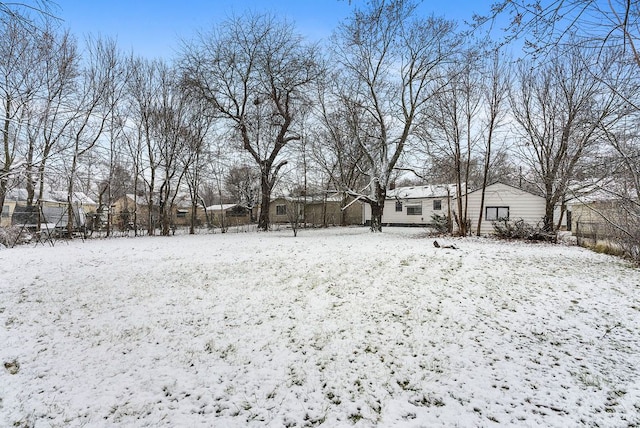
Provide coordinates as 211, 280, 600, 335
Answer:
1, 1, 638, 252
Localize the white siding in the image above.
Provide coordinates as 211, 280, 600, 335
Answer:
362, 197, 451, 225
462, 183, 547, 235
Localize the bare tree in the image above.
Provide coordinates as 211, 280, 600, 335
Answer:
181, 100, 214, 235
420, 47, 483, 235
511, 45, 619, 231
64, 37, 125, 236
24, 27, 77, 229
477, 0, 640, 67
127, 57, 161, 235
0, 20, 41, 218
225, 163, 260, 222
312, 75, 369, 226
181, 12, 321, 231
149, 62, 190, 236
330, 0, 458, 231
0, 1, 57, 31
476, 48, 510, 236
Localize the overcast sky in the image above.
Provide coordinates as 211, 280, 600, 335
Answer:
52, 0, 494, 59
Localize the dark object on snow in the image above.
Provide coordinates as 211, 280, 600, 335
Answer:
4, 359, 20, 375
433, 240, 458, 250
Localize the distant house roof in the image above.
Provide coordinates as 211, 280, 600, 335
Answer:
566, 181, 636, 204
205, 203, 239, 212
6, 189, 96, 205
272, 192, 361, 204
387, 184, 458, 200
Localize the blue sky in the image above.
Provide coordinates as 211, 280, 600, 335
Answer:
53, 0, 491, 59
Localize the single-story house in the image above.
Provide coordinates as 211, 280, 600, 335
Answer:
109, 194, 155, 231
362, 184, 458, 227
270, 193, 364, 226
566, 185, 637, 243
203, 203, 253, 228
460, 182, 550, 235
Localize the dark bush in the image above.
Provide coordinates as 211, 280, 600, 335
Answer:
492, 219, 556, 242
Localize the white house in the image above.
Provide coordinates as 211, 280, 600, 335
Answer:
461, 182, 549, 235
362, 184, 458, 227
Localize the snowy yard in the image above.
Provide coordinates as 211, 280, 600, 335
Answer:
1, 227, 639, 427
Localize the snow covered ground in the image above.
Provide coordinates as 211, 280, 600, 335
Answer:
1, 227, 639, 427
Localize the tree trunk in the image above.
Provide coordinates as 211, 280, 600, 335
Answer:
369, 183, 386, 232
189, 200, 197, 235
1, 97, 10, 219
370, 202, 383, 232
543, 199, 555, 232
257, 175, 271, 231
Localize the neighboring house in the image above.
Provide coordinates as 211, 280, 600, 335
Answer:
461, 182, 550, 235
3, 188, 97, 230
110, 194, 154, 231
566, 186, 635, 243
203, 203, 252, 228
270, 193, 364, 226
362, 184, 457, 227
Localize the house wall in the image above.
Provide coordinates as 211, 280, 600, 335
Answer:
206, 209, 252, 228
463, 182, 547, 235
362, 197, 450, 226
304, 199, 363, 226
1, 200, 16, 227
270, 197, 363, 226
110, 196, 152, 230
269, 198, 291, 224
569, 200, 619, 240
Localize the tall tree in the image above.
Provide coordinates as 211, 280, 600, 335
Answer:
420, 47, 483, 235
181, 12, 321, 231
312, 76, 368, 225
511, 45, 619, 231
181, 99, 214, 234
127, 57, 161, 235
0, 20, 41, 219
149, 62, 190, 236
330, 0, 458, 231
64, 37, 125, 235
25, 27, 78, 219
476, 48, 510, 236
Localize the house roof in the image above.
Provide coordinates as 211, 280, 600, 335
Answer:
387, 184, 458, 200
6, 188, 97, 205
272, 192, 352, 204
566, 181, 636, 204
460, 181, 543, 198
205, 203, 238, 212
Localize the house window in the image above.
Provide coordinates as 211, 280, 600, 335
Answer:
406, 204, 422, 216
395, 201, 403, 212
276, 204, 287, 216
433, 200, 442, 211
486, 206, 509, 221
176, 210, 188, 218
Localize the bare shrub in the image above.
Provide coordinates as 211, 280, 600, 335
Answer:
0, 226, 25, 248
493, 219, 556, 242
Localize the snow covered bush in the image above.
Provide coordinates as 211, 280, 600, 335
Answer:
430, 213, 450, 234
492, 219, 556, 242
0, 226, 23, 248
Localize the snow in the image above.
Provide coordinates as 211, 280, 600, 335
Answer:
1, 227, 639, 427
387, 184, 457, 200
